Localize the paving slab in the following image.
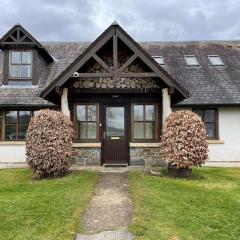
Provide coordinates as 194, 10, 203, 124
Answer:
76, 230, 133, 240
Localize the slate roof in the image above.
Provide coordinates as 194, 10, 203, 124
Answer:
1, 40, 240, 107
142, 41, 240, 106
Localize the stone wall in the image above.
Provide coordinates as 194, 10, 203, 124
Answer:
130, 147, 165, 166
72, 147, 101, 166
72, 145, 165, 166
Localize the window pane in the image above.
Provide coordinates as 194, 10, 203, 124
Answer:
133, 122, 144, 139
205, 110, 215, 122
21, 65, 31, 78
193, 109, 203, 119
145, 105, 155, 121
87, 122, 97, 139
78, 122, 86, 139
77, 105, 86, 121
22, 52, 32, 64
19, 111, 31, 124
134, 105, 143, 121
106, 107, 124, 136
206, 123, 216, 138
11, 52, 21, 64
87, 105, 97, 121
153, 56, 164, 65
185, 56, 199, 66
10, 65, 21, 78
18, 125, 28, 140
5, 125, 17, 140
146, 122, 154, 139
6, 111, 17, 124
208, 56, 224, 65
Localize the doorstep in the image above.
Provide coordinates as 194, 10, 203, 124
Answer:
70, 165, 149, 172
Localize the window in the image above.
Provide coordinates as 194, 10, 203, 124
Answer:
9, 51, 32, 79
0, 111, 32, 141
184, 55, 199, 66
193, 109, 218, 139
208, 55, 224, 66
153, 56, 164, 65
76, 104, 98, 140
132, 104, 157, 140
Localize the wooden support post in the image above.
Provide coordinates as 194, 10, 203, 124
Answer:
61, 88, 70, 117
162, 88, 172, 126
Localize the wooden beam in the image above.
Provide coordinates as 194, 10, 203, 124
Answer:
73, 73, 112, 78
117, 53, 137, 73
71, 72, 157, 78
53, 29, 114, 83
19, 35, 28, 42
73, 72, 157, 78
93, 54, 112, 73
119, 72, 157, 78
2, 42, 35, 45
71, 88, 161, 94
9, 35, 17, 42
55, 86, 63, 95
168, 87, 175, 95
113, 32, 118, 81
17, 29, 20, 41
116, 29, 188, 98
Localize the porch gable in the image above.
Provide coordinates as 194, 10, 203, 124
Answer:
41, 22, 188, 99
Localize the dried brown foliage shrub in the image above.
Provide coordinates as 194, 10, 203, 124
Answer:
160, 110, 208, 169
26, 109, 74, 178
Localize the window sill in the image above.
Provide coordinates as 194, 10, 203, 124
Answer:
130, 142, 160, 147
0, 141, 26, 145
73, 142, 101, 147
207, 139, 224, 144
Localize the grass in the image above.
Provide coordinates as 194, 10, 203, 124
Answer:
130, 167, 240, 240
0, 169, 98, 240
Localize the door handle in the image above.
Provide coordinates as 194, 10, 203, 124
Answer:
103, 131, 106, 139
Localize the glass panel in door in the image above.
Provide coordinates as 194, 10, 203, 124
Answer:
106, 107, 125, 137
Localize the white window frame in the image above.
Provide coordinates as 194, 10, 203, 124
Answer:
152, 56, 164, 65
184, 55, 199, 66
208, 55, 224, 66
9, 50, 33, 79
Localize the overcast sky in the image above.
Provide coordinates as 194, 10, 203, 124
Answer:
0, 0, 239, 42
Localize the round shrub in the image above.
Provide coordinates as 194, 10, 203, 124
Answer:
26, 109, 74, 178
160, 110, 208, 169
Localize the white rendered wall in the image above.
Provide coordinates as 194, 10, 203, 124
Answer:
0, 107, 240, 167
0, 144, 26, 168
206, 107, 240, 167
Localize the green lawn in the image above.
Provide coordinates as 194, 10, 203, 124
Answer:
130, 168, 240, 240
0, 169, 98, 240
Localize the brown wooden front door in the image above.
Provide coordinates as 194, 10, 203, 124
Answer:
102, 105, 129, 164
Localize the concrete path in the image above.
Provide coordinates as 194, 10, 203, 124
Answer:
76, 230, 133, 240
76, 172, 133, 240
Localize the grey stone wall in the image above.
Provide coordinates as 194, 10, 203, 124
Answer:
72, 146, 165, 166
130, 147, 165, 166
72, 147, 101, 166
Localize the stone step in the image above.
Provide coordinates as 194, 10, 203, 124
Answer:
103, 163, 128, 168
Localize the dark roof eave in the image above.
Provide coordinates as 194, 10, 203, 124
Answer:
173, 102, 240, 107
0, 103, 58, 107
